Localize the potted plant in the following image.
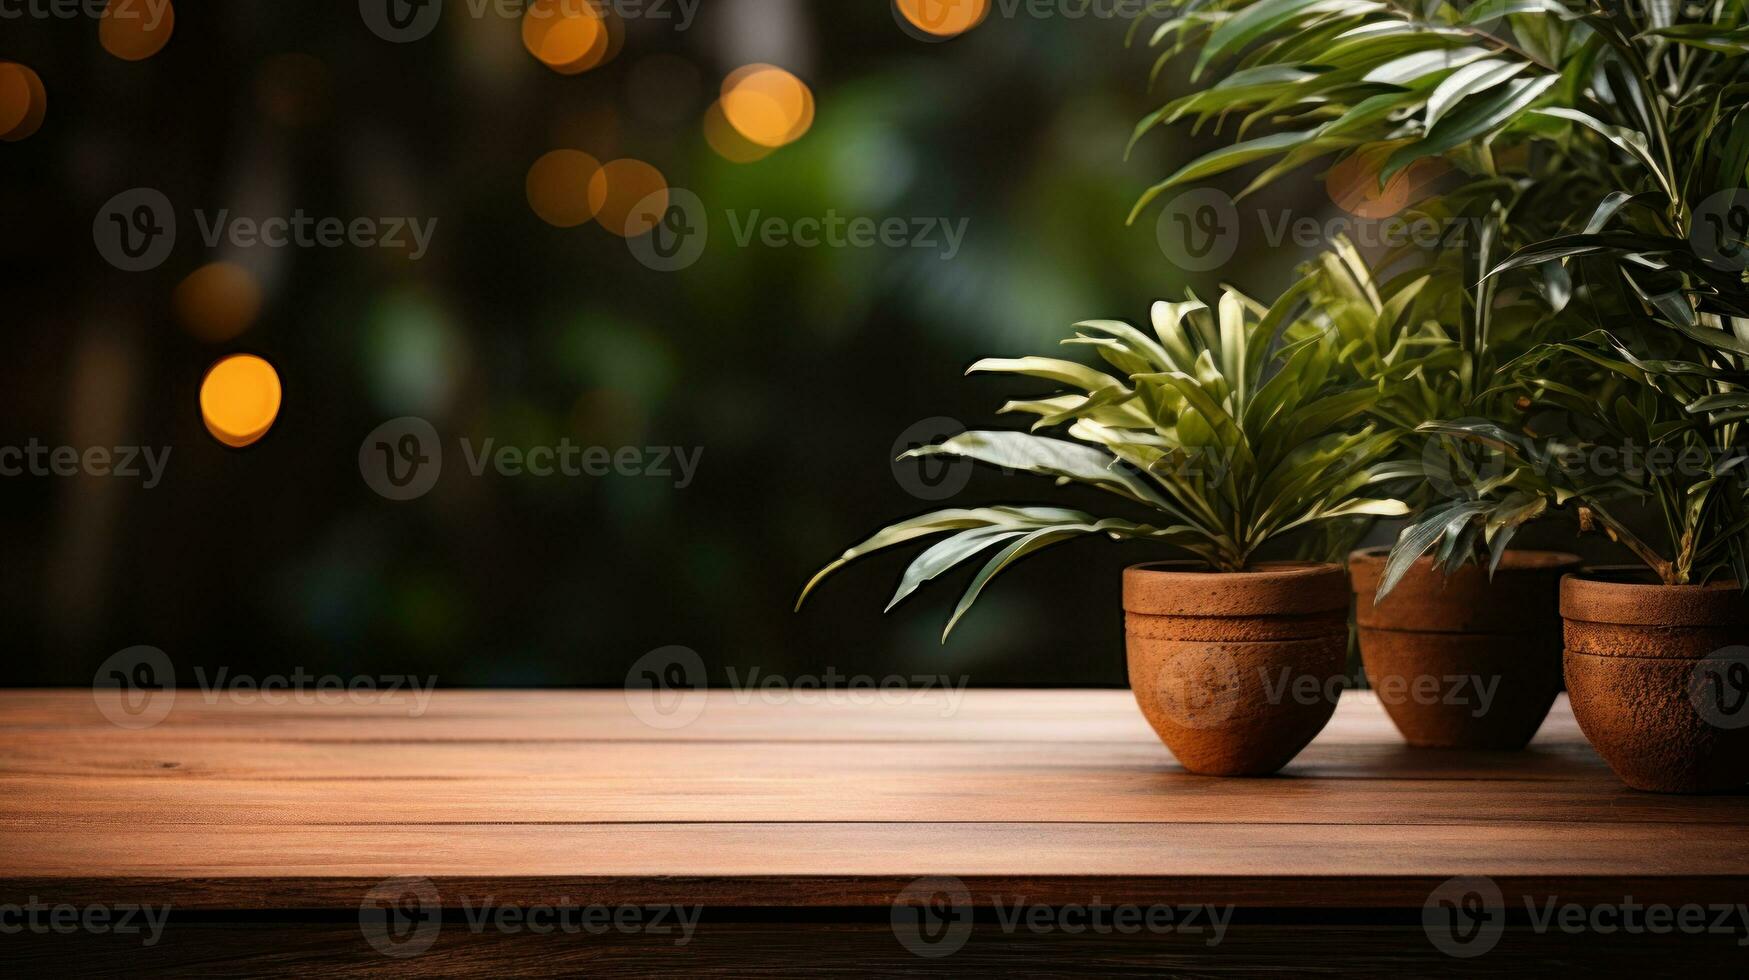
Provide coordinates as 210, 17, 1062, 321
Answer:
1417, 3, 1749, 790
1312, 237, 1584, 749
1130, 0, 1749, 788
1125, 1, 1614, 747
798, 276, 1419, 775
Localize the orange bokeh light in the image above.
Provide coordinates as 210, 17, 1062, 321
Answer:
175, 262, 262, 343
199, 354, 282, 449
895, 0, 990, 38
0, 62, 46, 142
521, 0, 614, 75
1325, 150, 1447, 219
526, 149, 603, 227
587, 159, 668, 238
703, 100, 774, 164
720, 65, 814, 149
100, 0, 176, 62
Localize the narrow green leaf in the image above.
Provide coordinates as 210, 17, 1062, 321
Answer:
1382, 74, 1558, 183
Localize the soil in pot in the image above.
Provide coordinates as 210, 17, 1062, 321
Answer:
1349, 548, 1579, 750
1125, 561, 1348, 776
1562, 569, 1749, 793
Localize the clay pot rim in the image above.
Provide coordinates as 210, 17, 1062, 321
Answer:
1126, 560, 1340, 578
1567, 564, 1739, 588
1347, 546, 1581, 572
1560, 565, 1746, 626
1123, 560, 1347, 617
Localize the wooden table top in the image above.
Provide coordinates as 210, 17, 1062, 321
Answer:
3, 689, 1746, 910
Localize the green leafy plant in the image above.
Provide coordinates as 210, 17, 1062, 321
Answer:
1397, 1, 1749, 587
797, 276, 1419, 638
1128, 0, 1742, 227
1411, 323, 1749, 586
1130, 0, 1749, 590
1306, 229, 1567, 594
1315, 204, 1604, 596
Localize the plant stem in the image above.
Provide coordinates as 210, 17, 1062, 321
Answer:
1585, 500, 1677, 584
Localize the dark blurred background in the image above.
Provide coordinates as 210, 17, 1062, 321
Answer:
0, 0, 1599, 688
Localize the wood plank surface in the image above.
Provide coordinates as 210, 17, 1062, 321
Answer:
11, 921, 1742, 978
3, 689, 1747, 912
7, 921, 1742, 978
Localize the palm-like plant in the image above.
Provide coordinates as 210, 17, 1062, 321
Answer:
798, 275, 1419, 638
1131, 0, 1749, 589
1305, 229, 1577, 594
1129, 0, 1741, 227
1415, 324, 1749, 586
1316, 207, 1601, 594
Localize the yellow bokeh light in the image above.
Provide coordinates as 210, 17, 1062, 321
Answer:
587, 158, 668, 238
786, 82, 815, 145
175, 262, 262, 343
199, 354, 282, 449
0, 62, 46, 142
719, 63, 765, 96
895, 0, 989, 38
521, 0, 612, 75
100, 0, 176, 62
703, 100, 774, 164
721, 65, 814, 148
526, 149, 602, 227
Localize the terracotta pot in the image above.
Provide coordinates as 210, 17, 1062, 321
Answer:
1561, 569, 1749, 793
1125, 561, 1348, 776
1349, 547, 1579, 749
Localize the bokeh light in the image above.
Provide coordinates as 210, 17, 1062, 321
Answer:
703, 100, 774, 164
175, 262, 262, 343
100, 0, 176, 62
526, 149, 603, 227
0, 62, 46, 142
598, 8, 625, 66
895, 0, 989, 38
365, 290, 464, 416
199, 354, 282, 449
721, 65, 814, 148
1326, 150, 1447, 219
587, 159, 668, 238
521, 0, 613, 75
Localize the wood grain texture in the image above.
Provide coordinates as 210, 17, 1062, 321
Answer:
6, 922, 1741, 978
2, 689, 1746, 912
